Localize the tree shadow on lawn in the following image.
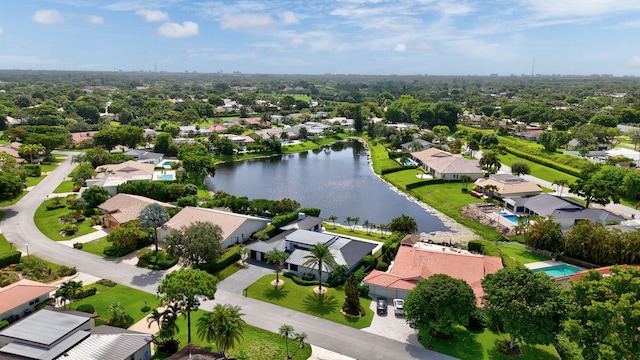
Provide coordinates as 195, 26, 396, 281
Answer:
302, 293, 339, 316
487, 343, 558, 360
425, 328, 484, 360
262, 286, 290, 301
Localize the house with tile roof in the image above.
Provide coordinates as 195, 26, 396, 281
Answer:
244, 229, 381, 281
555, 264, 640, 288
474, 173, 542, 199
98, 194, 175, 228
157, 206, 270, 248
123, 149, 164, 166
363, 246, 503, 306
0, 142, 26, 164
0, 279, 57, 322
70, 131, 98, 145
411, 148, 484, 181
86, 161, 155, 196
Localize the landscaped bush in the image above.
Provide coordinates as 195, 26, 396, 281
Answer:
362, 255, 375, 268
96, 279, 117, 287
505, 147, 581, 178
405, 178, 445, 190
35, 298, 54, 310
76, 304, 95, 313
46, 201, 66, 211
210, 247, 241, 273
283, 272, 331, 288
175, 195, 198, 207
554, 334, 584, 360
73, 242, 83, 249
353, 267, 365, 282
56, 265, 77, 277
301, 273, 315, 281
0, 320, 9, 330
22, 164, 41, 177
140, 305, 151, 312
103, 246, 135, 258
270, 207, 322, 228
376, 261, 389, 271
381, 166, 411, 175
63, 224, 78, 236
0, 250, 21, 268
75, 287, 97, 299
357, 284, 370, 297
156, 338, 180, 354
252, 224, 279, 240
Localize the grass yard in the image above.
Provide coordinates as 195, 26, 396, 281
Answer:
25, 175, 46, 187
70, 283, 160, 324
498, 152, 578, 184
215, 262, 244, 281
420, 326, 558, 360
153, 310, 311, 360
53, 180, 76, 193
323, 223, 388, 242
247, 274, 374, 329
79, 237, 111, 257
367, 140, 399, 173
40, 163, 58, 173
497, 242, 549, 264
34, 198, 97, 241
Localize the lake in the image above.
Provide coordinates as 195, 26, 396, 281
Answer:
205, 140, 449, 233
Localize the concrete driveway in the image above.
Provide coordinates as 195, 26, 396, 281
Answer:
362, 299, 422, 346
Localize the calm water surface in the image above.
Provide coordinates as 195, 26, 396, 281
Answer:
205, 140, 449, 233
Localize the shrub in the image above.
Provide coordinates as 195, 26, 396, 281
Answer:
283, 272, 331, 288
156, 338, 180, 354
141, 306, 151, 312
56, 266, 77, 277
505, 147, 581, 178
183, 183, 198, 195
75, 287, 97, 299
46, 202, 66, 211
301, 273, 315, 281
466, 308, 486, 331
357, 284, 370, 297
22, 164, 41, 177
73, 242, 83, 249
362, 255, 375, 268
76, 304, 95, 313
554, 334, 584, 360
353, 267, 365, 282
376, 262, 389, 271
0, 250, 21, 268
96, 279, 117, 287
175, 195, 198, 207
63, 224, 78, 236
0, 320, 9, 330
210, 249, 241, 273
103, 246, 135, 257
35, 298, 54, 310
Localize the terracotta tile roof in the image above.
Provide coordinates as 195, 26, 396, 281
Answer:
568, 264, 640, 282
363, 246, 503, 306
98, 193, 174, 225
71, 131, 98, 144
0, 279, 57, 315
96, 160, 155, 179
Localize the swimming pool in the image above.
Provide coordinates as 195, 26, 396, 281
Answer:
156, 174, 175, 181
403, 159, 418, 166
497, 211, 519, 224
533, 264, 581, 277
159, 160, 177, 168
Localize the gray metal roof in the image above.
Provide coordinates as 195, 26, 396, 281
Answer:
0, 309, 90, 347
552, 208, 625, 224
286, 230, 335, 246
287, 236, 377, 270
515, 194, 582, 216
0, 330, 89, 360
61, 333, 154, 360
280, 216, 325, 231
243, 229, 293, 253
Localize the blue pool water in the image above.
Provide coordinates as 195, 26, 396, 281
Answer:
404, 159, 418, 166
157, 174, 175, 181
498, 211, 519, 224
533, 264, 581, 277
160, 160, 176, 167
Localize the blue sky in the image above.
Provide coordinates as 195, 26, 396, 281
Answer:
2, 0, 640, 76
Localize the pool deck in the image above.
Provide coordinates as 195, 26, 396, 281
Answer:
525, 260, 571, 270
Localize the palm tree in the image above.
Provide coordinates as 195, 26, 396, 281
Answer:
237, 247, 250, 266
328, 215, 338, 227
197, 304, 246, 359
480, 151, 502, 174
265, 248, 289, 286
552, 179, 569, 197
160, 303, 181, 339
139, 203, 171, 256
20, 143, 45, 164
147, 309, 164, 332
55, 280, 82, 309
460, 175, 472, 191
302, 244, 337, 292
279, 324, 295, 360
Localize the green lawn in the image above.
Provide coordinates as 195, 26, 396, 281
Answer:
497, 242, 549, 264
153, 310, 312, 360
367, 140, 400, 173
247, 274, 374, 329
323, 223, 388, 242
34, 198, 97, 241
79, 237, 111, 257
40, 163, 58, 173
420, 326, 558, 360
53, 180, 76, 193
498, 152, 578, 184
25, 175, 46, 187
70, 283, 160, 324
215, 262, 244, 281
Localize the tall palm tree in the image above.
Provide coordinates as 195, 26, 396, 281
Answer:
147, 309, 164, 332
265, 248, 289, 285
197, 304, 246, 359
302, 244, 337, 292
139, 203, 171, 256
279, 324, 295, 360
160, 303, 181, 339
20, 143, 45, 164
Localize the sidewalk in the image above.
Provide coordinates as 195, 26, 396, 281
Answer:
58, 225, 109, 247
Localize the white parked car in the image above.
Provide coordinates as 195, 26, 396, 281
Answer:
393, 298, 404, 316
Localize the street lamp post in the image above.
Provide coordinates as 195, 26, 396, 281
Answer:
25, 244, 30, 262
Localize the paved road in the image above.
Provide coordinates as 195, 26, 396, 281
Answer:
1, 152, 455, 360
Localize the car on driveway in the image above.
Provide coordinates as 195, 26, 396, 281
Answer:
393, 298, 404, 316
376, 297, 388, 315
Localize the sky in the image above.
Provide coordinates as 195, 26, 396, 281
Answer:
1, 0, 640, 76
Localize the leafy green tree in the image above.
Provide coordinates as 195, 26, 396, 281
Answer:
0, 154, 24, 202
165, 221, 224, 269
302, 244, 337, 292
154, 132, 173, 154
564, 266, 640, 360
19, 143, 45, 164
479, 151, 502, 174
552, 179, 569, 197
510, 161, 530, 176
569, 167, 624, 207
482, 267, 567, 354
563, 221, 616, 265
158, 268, 218, 345
24, 132, 67, 155
197, 304, 246, 359
589, 114, 618, 128
623, 170, 640, 200
387, 214, 418, 234
404, 274, 476, 337
432, 125, 450, 144
342, 275, 361, 316
522, 216, 564, 253
74, 101, 100, 123
72, 163, 97, 186
107, 302, 132, 328
140, 203, 171, 256
81, 185, 109, 208
628, 129, 640, 151
93, 127, 121, 150
460, 175, 472, 191
265, 248, 289, 286
107, 223, 147, 251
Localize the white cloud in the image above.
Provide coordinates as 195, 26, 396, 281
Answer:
394, 43, 407, 52
220, 14, 278, 33
157, 21, 199, 38
85, 15, 104, 24
279, 11, 299, 25
136, 9, 169, 22
626, 56, 640, 68
517, 0, 640, 19
32, 9, 64, 25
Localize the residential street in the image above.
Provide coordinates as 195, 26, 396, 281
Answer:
0, 152, 455, 360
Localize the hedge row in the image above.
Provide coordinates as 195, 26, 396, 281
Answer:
210, 249, 241, 273
0, 251, 22, 268
505, 147, 582, 178
283, 272, 331, 288
405, 178, 445, 189
271, 207, 321, 228
468, 240, 522, 269
22, 164, 41, 177
380, 166, 408, 175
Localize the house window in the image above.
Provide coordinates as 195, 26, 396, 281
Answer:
290, 264, 298, 272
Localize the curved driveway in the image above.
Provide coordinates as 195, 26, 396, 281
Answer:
1, 152, 455, 360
